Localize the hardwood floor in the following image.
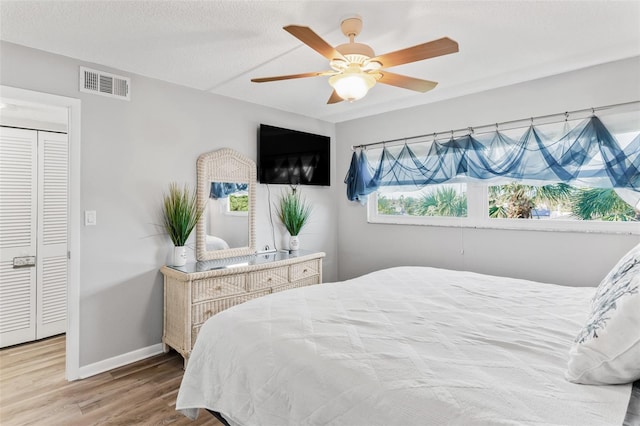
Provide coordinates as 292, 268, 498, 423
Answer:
0, 336, 222, 425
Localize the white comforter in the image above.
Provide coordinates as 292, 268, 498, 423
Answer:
177, 266, 632, 425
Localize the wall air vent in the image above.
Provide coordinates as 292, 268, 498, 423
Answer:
79, 67, 130, 101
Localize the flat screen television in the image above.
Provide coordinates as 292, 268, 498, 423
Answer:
258, 124, 330, 186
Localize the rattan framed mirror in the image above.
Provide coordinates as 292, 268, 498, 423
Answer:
195, 148, 256, 261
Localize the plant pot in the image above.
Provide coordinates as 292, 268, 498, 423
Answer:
289, 235, 300, 251
173, 246, 187, 266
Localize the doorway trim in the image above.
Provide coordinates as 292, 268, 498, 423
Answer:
1, 85, 81, 380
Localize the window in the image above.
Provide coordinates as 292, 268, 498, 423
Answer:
488, 183, 638, 222
363, 109, 639, 234
376, 184, 467, 217
228, 193, 249, 213
369, 184, 638, 233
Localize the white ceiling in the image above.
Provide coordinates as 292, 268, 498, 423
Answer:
1, 1, 639, 123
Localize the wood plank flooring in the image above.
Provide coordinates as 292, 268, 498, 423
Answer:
0, 335, 222, 425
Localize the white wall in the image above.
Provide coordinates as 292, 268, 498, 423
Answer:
336, 56, 640, 286
0, 41, 338, 367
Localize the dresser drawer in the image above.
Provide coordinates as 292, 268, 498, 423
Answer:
290, 259, 321, 282
192, 275, 246, 302
247, 266, 289, 291
272, 275, 320, 294
191, 289, 271, 325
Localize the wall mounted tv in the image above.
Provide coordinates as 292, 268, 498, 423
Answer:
258, 124, 330, 186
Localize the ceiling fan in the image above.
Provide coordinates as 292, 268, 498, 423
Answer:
251, 16, 459, 104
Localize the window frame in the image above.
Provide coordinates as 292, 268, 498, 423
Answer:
367, 182, 639, 235
223, 194, 249, 216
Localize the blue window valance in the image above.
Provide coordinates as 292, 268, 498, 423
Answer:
345, 116, 640, 203
210, 182, 248, 199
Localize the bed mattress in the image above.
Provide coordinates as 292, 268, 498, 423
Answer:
177, 266, 633, 425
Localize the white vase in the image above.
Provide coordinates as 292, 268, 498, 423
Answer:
173, 245, 187, 266
289, 235, 300, 251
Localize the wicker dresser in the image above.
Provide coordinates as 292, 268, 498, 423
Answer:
161, 250, 325, 366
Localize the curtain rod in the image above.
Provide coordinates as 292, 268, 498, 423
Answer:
351, 100, 640, 150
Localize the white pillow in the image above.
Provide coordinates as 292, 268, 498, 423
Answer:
567, 242, 640, 385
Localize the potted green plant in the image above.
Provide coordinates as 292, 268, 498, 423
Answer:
276, 188, 312, 251
162, 182, 203, 266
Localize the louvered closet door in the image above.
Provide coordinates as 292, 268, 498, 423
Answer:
36, 131, 68, 339
0, 128, 38, 347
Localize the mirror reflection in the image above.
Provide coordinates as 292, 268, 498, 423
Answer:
205, 182, 249, 251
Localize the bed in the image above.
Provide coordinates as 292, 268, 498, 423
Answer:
176, 248, 640, 425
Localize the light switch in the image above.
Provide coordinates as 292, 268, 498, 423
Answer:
85, 210, 97, 226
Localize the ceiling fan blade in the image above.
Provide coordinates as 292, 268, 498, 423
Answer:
284, 25, 347, 62
251, 71, 333, 83
327, 90, 343, 104
371, 37, 459, 68
378, 71, 438, 92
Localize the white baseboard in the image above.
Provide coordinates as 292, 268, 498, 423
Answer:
78, 343, 164, 379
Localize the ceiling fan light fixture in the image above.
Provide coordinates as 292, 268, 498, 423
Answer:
252, 18, 458, 105
329, 70, 376, 102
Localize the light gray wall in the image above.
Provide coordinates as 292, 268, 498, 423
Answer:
3, 39, 639, 368
336, 56, 640, 286
0, 41, 338, 366
208, 198, 249, 248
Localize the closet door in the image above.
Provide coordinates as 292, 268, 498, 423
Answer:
0, 127, 38, 347
36, 131, 68, 339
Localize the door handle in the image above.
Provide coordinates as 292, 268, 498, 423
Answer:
13, 256, 36, 268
